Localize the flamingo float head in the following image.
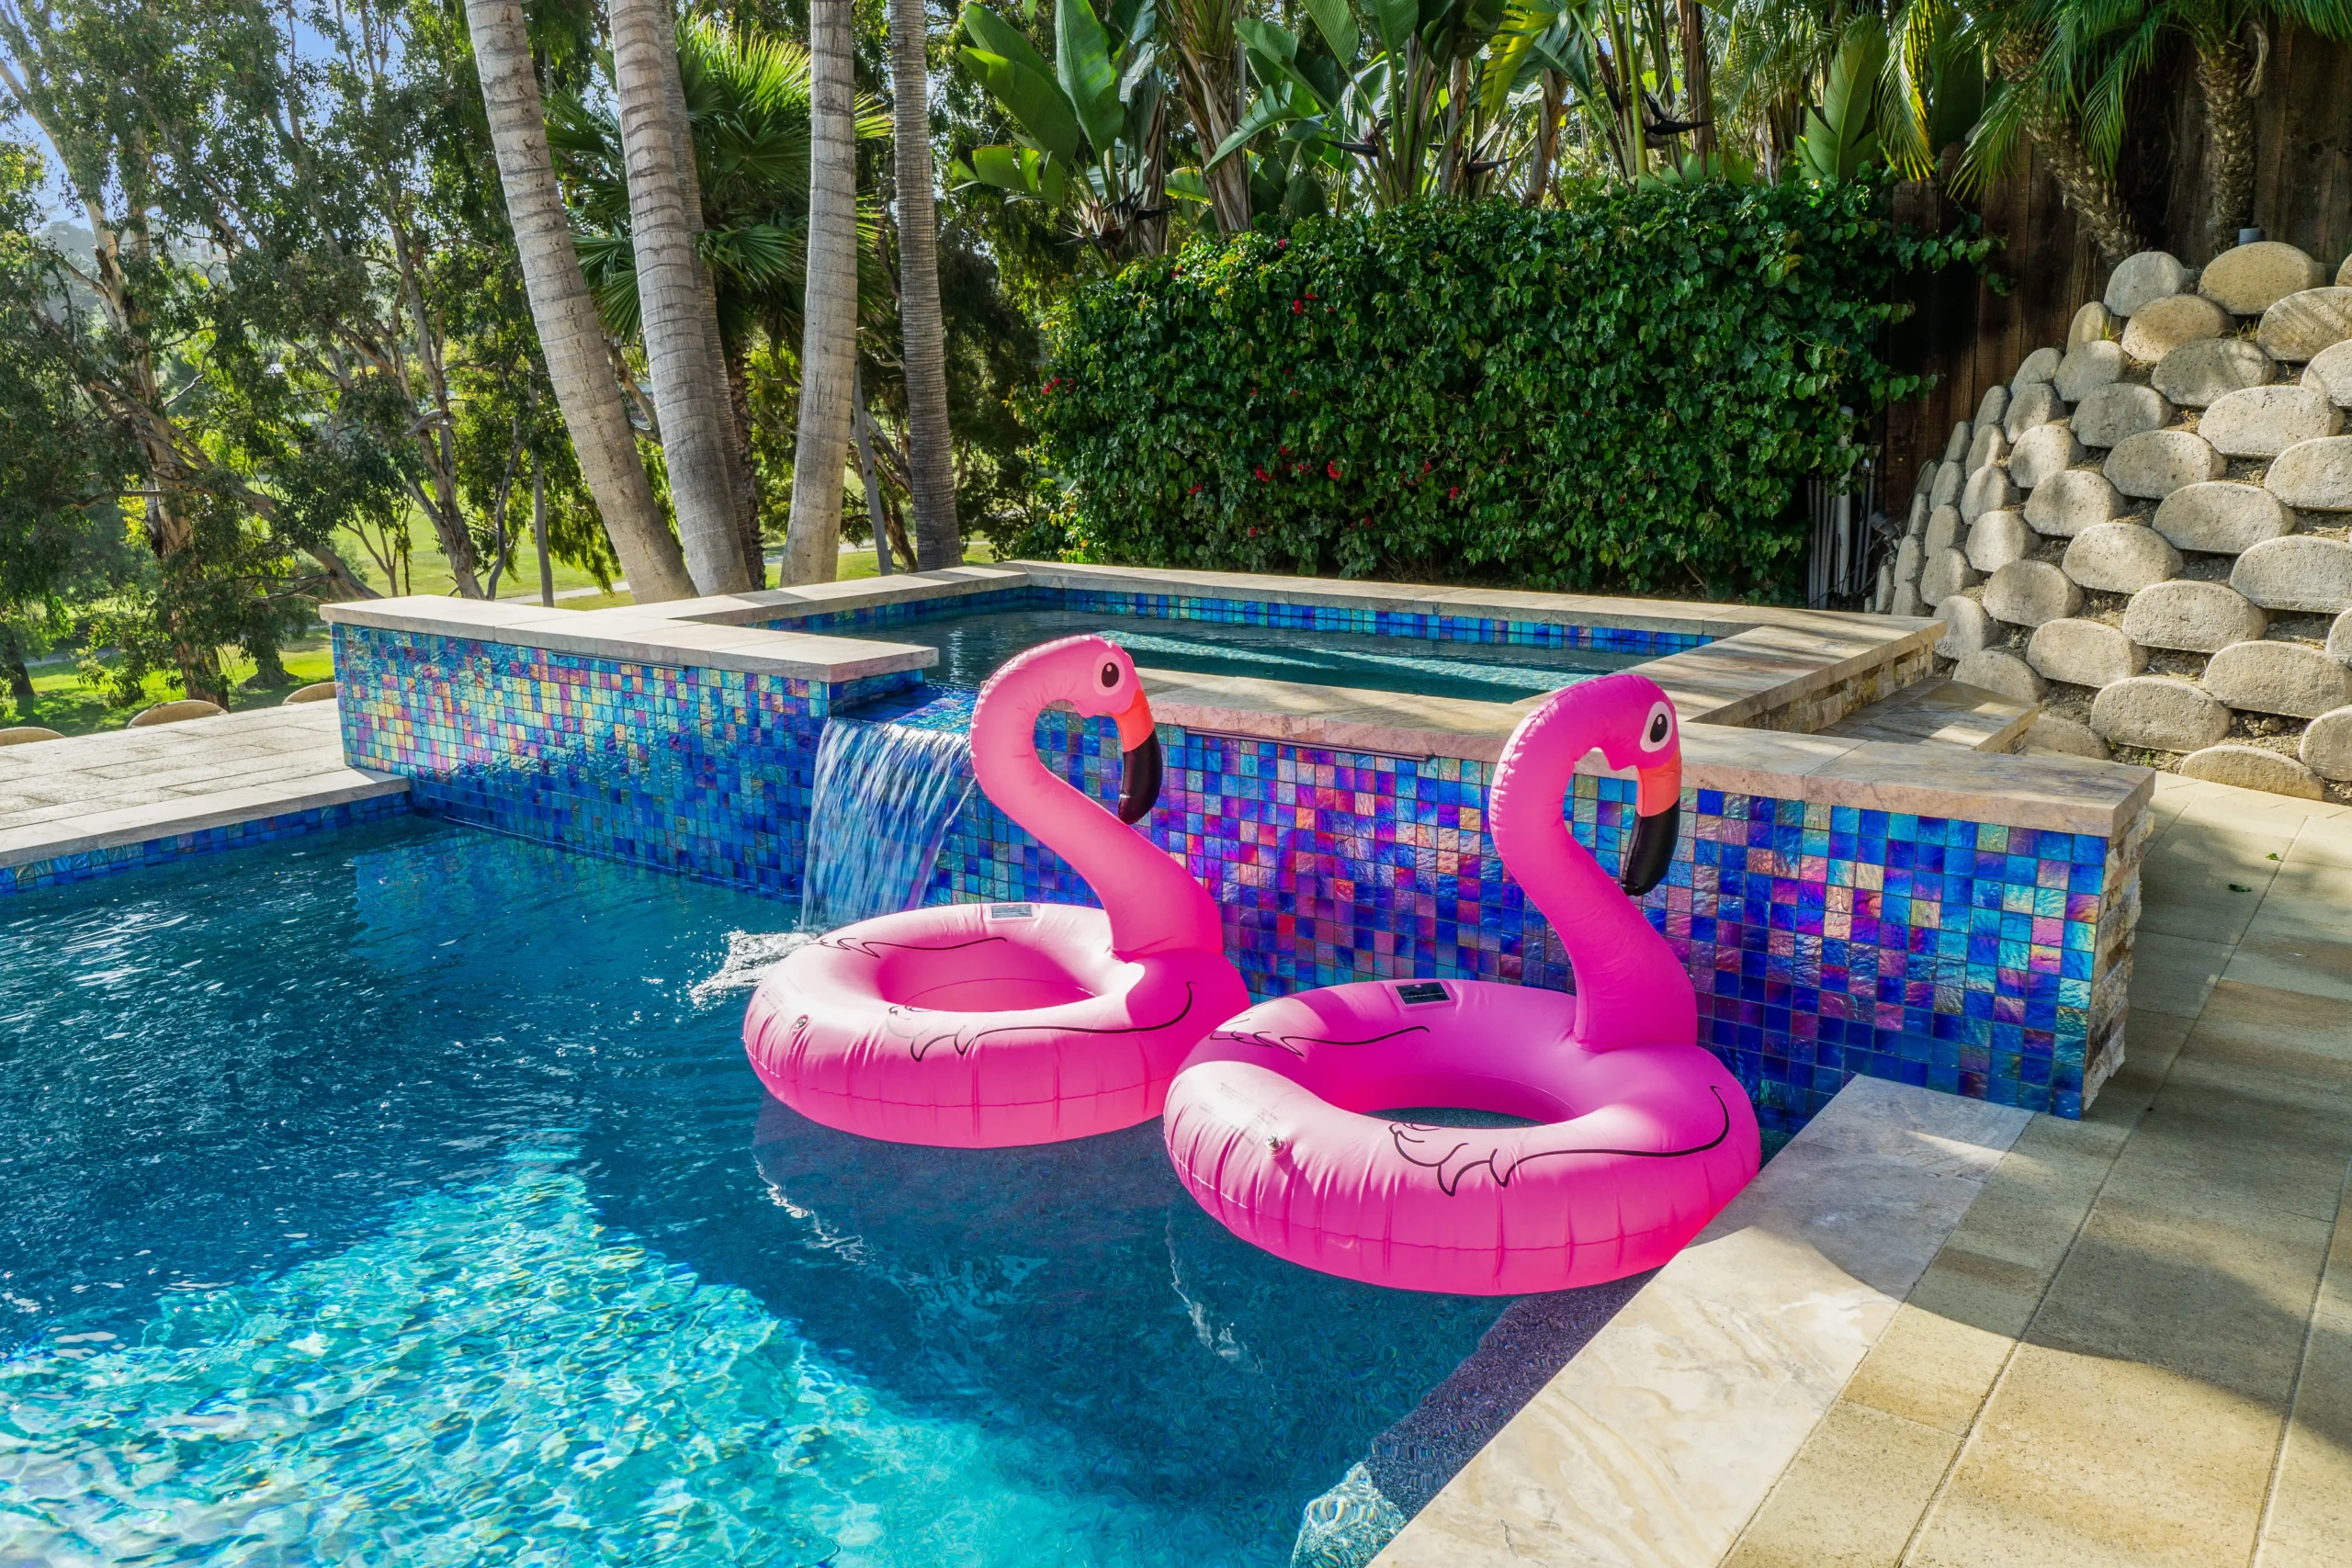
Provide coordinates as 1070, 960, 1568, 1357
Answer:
983, 635, 1164, 824
1562, 671, 1684, 897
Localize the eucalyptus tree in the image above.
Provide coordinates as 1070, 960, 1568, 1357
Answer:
609, 0, 752, 593
783, 0, 860, 584
462, 0, 695, 600
888, 0, 961, 568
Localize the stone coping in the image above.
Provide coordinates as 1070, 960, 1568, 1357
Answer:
1373, 1076, 2033, 1568
1, 764, 407, 869
1139, 670, 2152, 839
320, 594, 939, 682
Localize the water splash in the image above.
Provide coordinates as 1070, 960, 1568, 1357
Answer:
799, 715, 975, 935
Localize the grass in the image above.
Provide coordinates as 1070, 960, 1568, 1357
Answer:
10, 531, 1000, 738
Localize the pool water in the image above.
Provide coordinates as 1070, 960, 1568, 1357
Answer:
894, 608, 1641, 703
0, 820, 1510, 1566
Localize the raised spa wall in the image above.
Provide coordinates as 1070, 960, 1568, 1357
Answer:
323, 562, 2154, 1133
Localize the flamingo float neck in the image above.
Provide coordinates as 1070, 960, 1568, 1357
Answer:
967, 640, 1225, 960
1488, 673, 1696, 1053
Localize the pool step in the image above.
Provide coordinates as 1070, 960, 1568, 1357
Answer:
1821, 677, 2037, 752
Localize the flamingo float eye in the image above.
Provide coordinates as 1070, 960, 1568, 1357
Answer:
1101, 660, 1121, 689
1641, 701, 1674, 751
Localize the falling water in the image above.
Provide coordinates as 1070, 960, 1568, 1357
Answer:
693, 705, 976, 1003
798, 714, 976, 932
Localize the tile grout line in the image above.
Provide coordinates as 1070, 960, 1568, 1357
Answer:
2245, 812, 2352, 1568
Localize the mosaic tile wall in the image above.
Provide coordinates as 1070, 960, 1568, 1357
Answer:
755, 583, 1713, 660
333, 626, 918, 897
906, 695, 2141, 1128
0, 791, 413, 897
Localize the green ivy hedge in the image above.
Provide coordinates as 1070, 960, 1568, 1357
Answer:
1015, 182, 1984, 596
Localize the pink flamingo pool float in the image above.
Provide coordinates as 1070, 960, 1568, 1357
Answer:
743, 636, 1250, 1147
1161, 671, 1760, 1294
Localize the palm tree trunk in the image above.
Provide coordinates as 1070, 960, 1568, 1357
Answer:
783, 0, 860, 586
2196, 38, 2257, 256
886, 0, 962, 570
611, 0, 752, 595
1524, 71, 1562, 206
1677, 0, 1712, 155
461, 0, 693, 603
1993, 38, 2148, 267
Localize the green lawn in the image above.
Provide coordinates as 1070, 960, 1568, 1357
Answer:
13, 532, 997, 737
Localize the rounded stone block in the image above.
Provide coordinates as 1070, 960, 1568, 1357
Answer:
2005, 380, 2066, 441
2120, 293, 2232, 363
2064, 522, 2184, 594
2263, 435, 2352, 511
1925, 504, 1965, 556
1891, 581, 1925, 616
1984, 559, 2084, 628
2199, 241, 2327, 315
1934, 593, 1993, 660
2070, 300, 2117, 348
2105, 252, 2193, 317
2009, 423, 2084, 491
2012, 346, 2063, 389
2055, 340, 2126, 403
1966, 510, 2032, 574
0, 726, 65, 747
1967, 423, 2008, 473
2072, 383, 2177, 449
1873, 560, 1894, 614
127, 699, 226, 728
2199, 385, 2343, 457
1975, 384, 2010, 434
2091, 677, 2233, 752
2232, 536, 2352, 612
2178, 743, 2324, 799
2122, 580, 2268, 652
2026, 468, 2128, 536
2202, 639, 2352, 717
2256, 288, 2352, 362
2301, 705, 2352, 782
1953, 649, 2046, 704
2301, 340, 2352, 408
2105, 429, 2225, 500
2151, 482, 2295, 555
2342, 254, 2352, 288
1906, 491, 1930, 536
1930, 459, 1963, 508
1920, 547, 1980, 606
2153, 337, 2275, 408
2027, 617, 2147, 689
1894, 534, 1924, 586
2332, 606, 2352, 664
1944, 421, 1972, 466
2026, 713, 2111, 760
1961, 464, 2018, 525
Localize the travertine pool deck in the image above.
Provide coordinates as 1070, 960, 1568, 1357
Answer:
1378, 771, 2352, 1568
0, 703, 402, 875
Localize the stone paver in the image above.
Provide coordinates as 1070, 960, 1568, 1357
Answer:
1725, 773, 2352, 1568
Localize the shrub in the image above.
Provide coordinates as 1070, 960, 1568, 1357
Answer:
1017, 181, 1985, 597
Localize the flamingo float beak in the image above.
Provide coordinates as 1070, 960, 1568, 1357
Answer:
1113, 690, 1161, 825
1620, 756, 1682, 897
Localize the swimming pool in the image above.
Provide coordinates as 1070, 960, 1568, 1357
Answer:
883, 607, 1643, 702
0, 819, 1509, 1566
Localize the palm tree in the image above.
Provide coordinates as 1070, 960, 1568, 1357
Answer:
1165, 0, 1254, 234
609, 0, 752, 595
888, 0, 961, 569
1982, 0, 2352, 257
785, 0, 861, 584
459, 0, 694, 603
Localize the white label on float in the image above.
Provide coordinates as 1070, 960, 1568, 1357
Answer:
986, 903, 1036, 919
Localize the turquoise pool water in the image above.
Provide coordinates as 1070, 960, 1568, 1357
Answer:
0, 820, 1508, 1566
896, 608, 1641, 702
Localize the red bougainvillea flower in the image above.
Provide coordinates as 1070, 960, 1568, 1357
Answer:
1447, 487, 1460, 501
1187, 483, 1204, 496
1292, 300, 1304, 314
1249, 526, 1260, 536
1254, 466, 1271, 483
1327, 460, 1341, 480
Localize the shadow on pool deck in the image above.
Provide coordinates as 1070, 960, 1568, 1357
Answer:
1718, 772, 2352, 1568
